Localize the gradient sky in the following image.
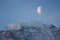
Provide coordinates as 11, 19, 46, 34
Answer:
0, 0, 60, 29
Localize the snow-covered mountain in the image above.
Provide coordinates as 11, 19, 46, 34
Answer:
0, 22, 60, 40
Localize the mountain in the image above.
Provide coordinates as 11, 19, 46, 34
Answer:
0, 22, 60, 40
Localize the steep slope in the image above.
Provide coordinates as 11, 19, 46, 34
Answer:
48, 24, 60, 40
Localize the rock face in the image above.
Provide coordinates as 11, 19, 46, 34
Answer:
0, 22, 60, 40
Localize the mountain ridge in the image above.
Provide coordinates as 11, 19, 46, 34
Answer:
0, 22, 60, 40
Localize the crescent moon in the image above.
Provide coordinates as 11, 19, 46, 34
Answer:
37, 6, 41, 14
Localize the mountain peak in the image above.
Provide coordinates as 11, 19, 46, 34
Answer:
0, 21, 60, 40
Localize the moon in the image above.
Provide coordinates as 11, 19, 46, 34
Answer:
37, 6, 41, 14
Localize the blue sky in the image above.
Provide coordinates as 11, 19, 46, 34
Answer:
0, 0, 60, 29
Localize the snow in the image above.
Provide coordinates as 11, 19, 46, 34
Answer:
0, 21, 60, 40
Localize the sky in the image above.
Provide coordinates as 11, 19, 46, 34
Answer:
0, 0, 60, 29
